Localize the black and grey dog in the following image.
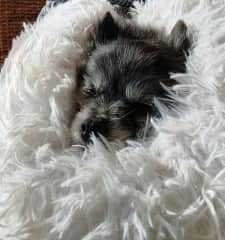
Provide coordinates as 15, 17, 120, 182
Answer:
71, 12, 190, 144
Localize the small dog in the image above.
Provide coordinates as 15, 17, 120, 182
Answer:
71, 12, 190, 144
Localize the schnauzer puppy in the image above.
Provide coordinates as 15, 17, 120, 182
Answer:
71, 12, 190, 144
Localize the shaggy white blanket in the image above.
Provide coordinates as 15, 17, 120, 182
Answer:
1, 0, 225, 239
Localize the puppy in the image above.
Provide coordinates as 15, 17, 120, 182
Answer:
71, 13, 190, 144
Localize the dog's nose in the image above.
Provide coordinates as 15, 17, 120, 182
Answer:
80, 119, 109, 143
81, 120, 94, 143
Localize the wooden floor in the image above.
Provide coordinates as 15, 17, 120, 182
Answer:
0, 0, 45, 63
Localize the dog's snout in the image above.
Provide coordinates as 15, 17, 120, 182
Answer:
81, 120, 94, 143
80, 119, 109, 143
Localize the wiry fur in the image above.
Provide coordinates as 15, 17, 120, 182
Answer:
71, 13, 190, 144
1, 0, 225, 239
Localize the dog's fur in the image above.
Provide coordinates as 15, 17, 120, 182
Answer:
71, 13, 190, 144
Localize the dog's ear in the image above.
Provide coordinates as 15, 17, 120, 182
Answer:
169, 20, 190, 51
95, 12, 119, 44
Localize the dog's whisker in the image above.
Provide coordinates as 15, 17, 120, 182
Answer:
111, 109, 137, 121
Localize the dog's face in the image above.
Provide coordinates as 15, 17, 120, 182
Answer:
71, 13, 190, 144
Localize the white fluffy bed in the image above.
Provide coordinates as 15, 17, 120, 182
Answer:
1, 0, 225, 239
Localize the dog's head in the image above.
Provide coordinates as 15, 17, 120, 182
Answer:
71, 13, 190, 144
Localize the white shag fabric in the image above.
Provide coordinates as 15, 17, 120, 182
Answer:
1, 0, 225, 239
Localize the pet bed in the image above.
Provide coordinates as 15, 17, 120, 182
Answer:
1, 0, 225, 239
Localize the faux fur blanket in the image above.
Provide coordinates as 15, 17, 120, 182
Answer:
1, 0, 225, 239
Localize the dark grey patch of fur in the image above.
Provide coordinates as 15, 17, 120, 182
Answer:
74, 13, 190, 144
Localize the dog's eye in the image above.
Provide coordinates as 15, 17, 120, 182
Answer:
83, 88, 97, 98
131, 102, 152, 114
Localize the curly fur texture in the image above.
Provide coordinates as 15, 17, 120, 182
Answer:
1, 0, 225, 239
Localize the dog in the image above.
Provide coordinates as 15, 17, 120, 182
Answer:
71, 12, 190, 144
